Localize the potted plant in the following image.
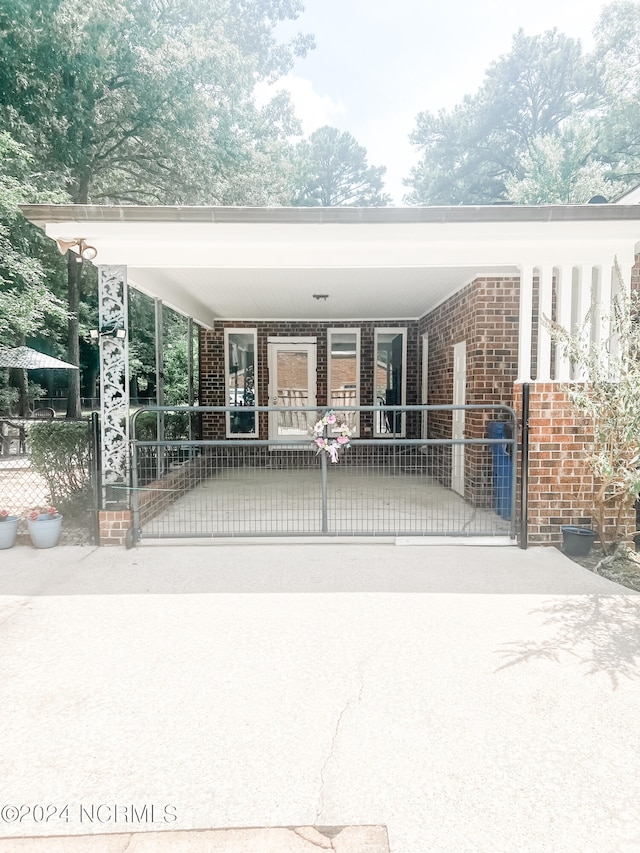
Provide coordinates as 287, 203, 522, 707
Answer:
0, 509, 19, 550
27, 506, 62, 549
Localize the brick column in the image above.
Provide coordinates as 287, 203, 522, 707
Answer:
514, 382, 635, 546
98, 510, 132, 546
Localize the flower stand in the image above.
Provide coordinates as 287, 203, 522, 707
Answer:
27, 514, 63, 549
0, 516, 19, 550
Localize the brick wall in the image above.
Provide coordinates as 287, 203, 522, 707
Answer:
98, 510, 132, 546
200, 320, 420, 439
513, 383, 635, 546
419, 276, 520, 503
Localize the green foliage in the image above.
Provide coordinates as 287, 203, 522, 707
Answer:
547, 262, 640, 552
505, 120, 626, 204
0, 0, 312, 414
405, 10, 640, 205
27, 420, 91, 508
0, 132, 68, 343
0, 0, 311, 205
293, 126, 391, 206
0, 372, 18, 414
593, 0, 640, 187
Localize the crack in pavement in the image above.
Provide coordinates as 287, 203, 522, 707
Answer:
290, 826, 334, 850
315, 674, 365, 824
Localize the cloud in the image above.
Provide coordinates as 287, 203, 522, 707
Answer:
254, 75, 347, 137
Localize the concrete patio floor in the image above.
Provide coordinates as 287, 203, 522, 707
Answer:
141, 468, 511, 538
0, 542, 639, 853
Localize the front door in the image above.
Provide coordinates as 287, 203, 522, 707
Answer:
267, 338, 317, 440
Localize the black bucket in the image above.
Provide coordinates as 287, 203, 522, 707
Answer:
561, 525, 597, 557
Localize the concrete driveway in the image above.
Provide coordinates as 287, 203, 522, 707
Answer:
0, 542, 639, 853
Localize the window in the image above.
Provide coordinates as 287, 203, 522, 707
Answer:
224, 329, 257, 436
374, 328, 407, 436
327, 328, 360, 433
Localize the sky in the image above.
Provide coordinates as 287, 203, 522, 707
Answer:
263, 0, 611, 203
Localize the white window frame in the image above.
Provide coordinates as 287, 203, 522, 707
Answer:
224, 327, 258, 438
327, 327, 361, 434
373, 327, 407, 437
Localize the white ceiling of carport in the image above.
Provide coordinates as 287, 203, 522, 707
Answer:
20, 205, 640, 327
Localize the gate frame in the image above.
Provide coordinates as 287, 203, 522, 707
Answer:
129, 404, 519, 543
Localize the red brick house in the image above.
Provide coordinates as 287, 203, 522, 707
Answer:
21, 203, 640, 545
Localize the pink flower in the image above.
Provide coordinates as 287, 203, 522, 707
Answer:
0, 510, 8, 520
315, 437, 326, 448
336, 435, 349, 445
46, 506, 57, 515
29, 511, 40, 521
327, 413, 336, 424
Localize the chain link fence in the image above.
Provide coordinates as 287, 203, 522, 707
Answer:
0, 416, 99, 545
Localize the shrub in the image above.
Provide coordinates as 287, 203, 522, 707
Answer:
28, 420, 91, 507
548, 261, 640, 553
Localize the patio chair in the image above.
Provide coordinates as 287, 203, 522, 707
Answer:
32, 407, 56, 418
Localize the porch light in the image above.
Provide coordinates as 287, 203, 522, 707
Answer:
55, 237, 98, 262
89, 323, 126, 340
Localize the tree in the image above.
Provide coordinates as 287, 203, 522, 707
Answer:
547, 263, 640, 554
0, 0, 312, 414
293, 126, 391, 206
505, 120, 626, 203
406, 29, 595, 204
0, 132, 68, 414
592, 0, 640, 187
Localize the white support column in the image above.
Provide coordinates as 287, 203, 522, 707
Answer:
536, 264, 554, 382
572, 265, 593, 381
609, 258, 632, 373
517, 264, 534, 382
154, 298, 165, 477
555, 264, 573, 382
596, 264, 612, 349
98, 265, 129, 505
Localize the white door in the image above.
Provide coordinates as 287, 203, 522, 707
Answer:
267, 339, 317, 440
451, 341, 466, 496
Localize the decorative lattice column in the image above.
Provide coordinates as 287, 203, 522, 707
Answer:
97, 265, 129, 505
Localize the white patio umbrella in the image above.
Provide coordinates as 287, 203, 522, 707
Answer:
0, 346, 78, 370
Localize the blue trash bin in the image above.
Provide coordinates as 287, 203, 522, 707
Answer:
487, 421, 512, 520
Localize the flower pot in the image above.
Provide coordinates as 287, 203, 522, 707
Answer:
0, 516, 19, 550
27, 514, 62, 549
561, 525, 597, 557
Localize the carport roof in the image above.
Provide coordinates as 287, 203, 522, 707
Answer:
21, 204, 640, 327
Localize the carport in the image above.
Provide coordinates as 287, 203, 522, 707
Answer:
19, 203, 640, 545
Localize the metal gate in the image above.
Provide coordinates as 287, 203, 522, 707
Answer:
129, 405, 518, 542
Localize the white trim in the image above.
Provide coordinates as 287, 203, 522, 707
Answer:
373, 327, 408, 437
421, 332, 429, 439
536, 265, 553, 381
224, 327, 258, 438
555, 265, 573, 381
267, 339, 317, 443
517, 265, 533, 382
451, 340, 466, 497
327, 327, 361, 435
267, 336, 317, 343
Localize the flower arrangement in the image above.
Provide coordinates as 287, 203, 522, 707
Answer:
312, 410, 353, 463
28, 506, 60, 521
